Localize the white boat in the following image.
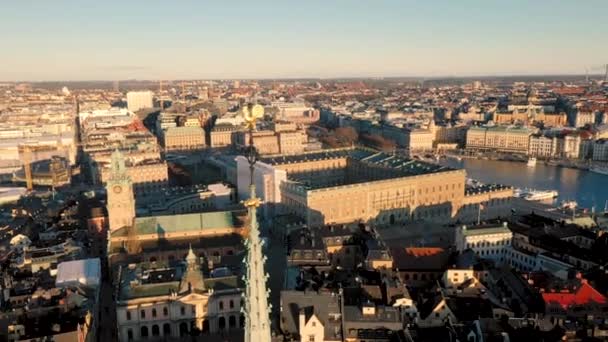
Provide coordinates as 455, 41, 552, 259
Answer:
527, 158, 537, 167
590, 165, 608, 176
560, 200, 577, 210
514, 188, 559, 201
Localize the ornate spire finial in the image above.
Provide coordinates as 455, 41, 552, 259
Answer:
186, 244, 197, 264
242, 102, 271, 342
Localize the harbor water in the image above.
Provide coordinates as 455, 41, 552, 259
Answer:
440, 158, 608, 210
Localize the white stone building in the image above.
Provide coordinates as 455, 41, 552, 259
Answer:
454, 222, 513, 265
115, 247, 242, 341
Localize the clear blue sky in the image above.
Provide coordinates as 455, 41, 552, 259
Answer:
1, 0, 607, 81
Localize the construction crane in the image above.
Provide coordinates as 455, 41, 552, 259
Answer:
23, 147, 33, 191
604, 64, 608, 83
159, 80, 164, 110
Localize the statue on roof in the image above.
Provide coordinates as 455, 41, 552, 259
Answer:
179, 244, 206, 293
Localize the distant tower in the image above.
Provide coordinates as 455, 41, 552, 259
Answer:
241, 104, 272, 342
106, 150, 135, 232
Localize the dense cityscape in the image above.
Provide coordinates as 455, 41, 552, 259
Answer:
0, 75, 607, 342
3, 1, 608, 341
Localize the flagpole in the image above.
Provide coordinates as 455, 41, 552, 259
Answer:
477, 203, 481, 225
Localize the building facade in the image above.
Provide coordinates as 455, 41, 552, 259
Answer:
115, 248, 243, 341
127, 91, 154, 112
466, 126, 534, 154
209, 124, 238, 148
162, 126, 205, 151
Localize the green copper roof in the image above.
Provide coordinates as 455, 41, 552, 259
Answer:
126, 282, 180, 299
111, 211, 239, 237
462, 224, 511, 236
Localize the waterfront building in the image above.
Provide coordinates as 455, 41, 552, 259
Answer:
404, 127, 434, 152
237, 147, 512, 226
593, 139, 608, 161
434, 123, 467, 147
127, 91, 154, 112
456, 183, 513, 224
555, 134, 581, 159
466, 125, 534, 154
528, 135, 556, 157
258, 148, 465, 226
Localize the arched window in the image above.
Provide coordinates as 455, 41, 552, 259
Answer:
229, 315, 236, 328
152, 325, 160, 337
229, 300, 234, 309
152, 308, 157, 318
126, 311, 131, 320
179, 322, 188, 337
163, 323, 171, 336
219, 301, 224, 310
140, 310, 146, 319
127, 329, 133, 341
141, 326, 149, 338
180, 306, 186, 316
163, 307, 168, 316
219, 317, 226, 330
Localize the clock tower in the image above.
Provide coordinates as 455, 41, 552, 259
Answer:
106, 150, 135, 232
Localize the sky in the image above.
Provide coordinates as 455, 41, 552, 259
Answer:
1, 0, 608, 81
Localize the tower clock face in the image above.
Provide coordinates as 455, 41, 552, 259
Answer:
113, 185, 122, 194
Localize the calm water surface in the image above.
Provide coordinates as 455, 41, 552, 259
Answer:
440, 158, 608, 210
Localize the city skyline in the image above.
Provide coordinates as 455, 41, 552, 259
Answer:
2, 0, 608, 81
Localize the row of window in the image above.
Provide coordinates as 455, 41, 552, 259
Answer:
467, 239, 511, 249
126, 300, 239, 321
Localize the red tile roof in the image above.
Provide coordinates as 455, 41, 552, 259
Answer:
542, 281, 607, 310
404, 247, 445, 257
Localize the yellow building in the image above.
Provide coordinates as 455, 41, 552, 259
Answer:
493, 110, 567, 127
209, 124, 238, 148
163, 126, 205, 151
466, 126, 534, 153
236, 123, 307, 155
100, 159, 169, 194
262, 148, 467, 226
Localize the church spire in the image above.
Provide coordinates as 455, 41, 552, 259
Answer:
242, 104, 272, 342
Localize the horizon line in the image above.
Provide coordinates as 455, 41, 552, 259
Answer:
1, 72, 605, 84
